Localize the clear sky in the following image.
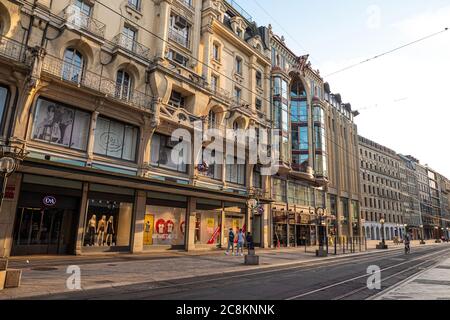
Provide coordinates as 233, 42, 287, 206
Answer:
240, 0, 450, 178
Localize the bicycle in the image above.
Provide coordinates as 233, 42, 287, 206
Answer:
404, 243, 411, 254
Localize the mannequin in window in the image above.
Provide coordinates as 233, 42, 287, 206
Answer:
86, 215, 97, 246
97, 215, 107, 246
105, 216, 115, 246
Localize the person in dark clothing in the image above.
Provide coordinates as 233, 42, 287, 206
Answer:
225, 228, 235, 255
246, 232, 254, 252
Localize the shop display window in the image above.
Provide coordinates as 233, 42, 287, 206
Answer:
83, 199, 133, 247
32, 97, 90, 151
94, 116, 138, 161
195, 211, 221, 245
144, 205, 186, 246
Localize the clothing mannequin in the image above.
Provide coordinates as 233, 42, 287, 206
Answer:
97, 215, 107, 246
86, 215, 97, 246
105, 216, 115, 246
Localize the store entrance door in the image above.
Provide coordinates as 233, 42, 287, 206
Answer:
12, 207, 78, 256
296, 225, 310, 246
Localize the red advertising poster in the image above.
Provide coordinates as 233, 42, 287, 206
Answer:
207, 224, 221, 244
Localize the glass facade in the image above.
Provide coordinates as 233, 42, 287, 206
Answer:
290, 78, 309, 173
313, 105, 328, 177
273, 76, 290, 162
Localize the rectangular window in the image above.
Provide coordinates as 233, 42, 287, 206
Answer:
169, 90, 185, 108
234, 87, 242, 103
32, 98, 90, 151
128, 0, 140, 11
213, 43, 220, 61
94, 116, 138, 161
236, 57, 242, 75
0, 86, 8, 131
252, 165, 262, 189
151, 133, 188, 173
273, 178, 286, 202
168, 50, 189, 67
255, 98, 262, 110
122, 26, 137, 51
256, 71, 262, 87
226, 155, 245, 185
211, 75, 218, 92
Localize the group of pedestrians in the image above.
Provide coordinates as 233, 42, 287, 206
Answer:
225, 228, 254, 256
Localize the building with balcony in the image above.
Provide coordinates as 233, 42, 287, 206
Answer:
0, 0, 275, 257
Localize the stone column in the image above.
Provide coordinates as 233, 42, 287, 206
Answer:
201, 27, 213, 82
75, 182, 89, 255
185, 197, 197, 251
131, 190, 147, 253
154, 0, 172, 61
86, 111, 99, 165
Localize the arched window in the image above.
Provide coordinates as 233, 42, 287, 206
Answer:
116, 70, 132, 101
62, 48, 84, 83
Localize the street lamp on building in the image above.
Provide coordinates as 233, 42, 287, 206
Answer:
377, 217, 388, 249
0, 144, 28, 211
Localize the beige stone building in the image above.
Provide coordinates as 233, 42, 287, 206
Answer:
0, 0, 364, 257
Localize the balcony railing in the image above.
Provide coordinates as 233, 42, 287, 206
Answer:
168, 27, 190, 48
0, 35, 28, 63
60, 3, 106, 39
112, 34, 151, 61
41, 54, 154, 112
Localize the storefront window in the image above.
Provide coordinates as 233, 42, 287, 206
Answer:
83, 185, 134, 249
144, 206, 186, 246
32, 97, 90, 151
195, 199, 222, 245
0, 86, 8, 129
151, 133, 188, 173
94, 116, 138, 161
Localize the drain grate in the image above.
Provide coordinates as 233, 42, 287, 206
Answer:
31, 267, 59, 271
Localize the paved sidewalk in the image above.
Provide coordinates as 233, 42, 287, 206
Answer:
0, 241, 439, 299
375, 257, 450, 300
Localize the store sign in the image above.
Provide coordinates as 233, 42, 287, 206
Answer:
43, 196, 56, 207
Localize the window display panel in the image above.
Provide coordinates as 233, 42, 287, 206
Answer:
195, 211, 221, 245
32, 98, 90, 150
94, 116, 138, 161
144, 206, 186, 246
83, 199, 133, 248
151, 133, 188, 173
224, 213, 245, 245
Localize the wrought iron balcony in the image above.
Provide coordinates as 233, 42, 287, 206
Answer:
41, 54, 154, 112
0, 35, 28, 64
168, 27, 190, 48
60, 3, 106, 39
112, 34, 151, 62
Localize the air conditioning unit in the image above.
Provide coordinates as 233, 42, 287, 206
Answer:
175, 16, 188, 29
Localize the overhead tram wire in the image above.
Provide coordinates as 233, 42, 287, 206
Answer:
325, 27, 449, 77
250, 0, 322, 65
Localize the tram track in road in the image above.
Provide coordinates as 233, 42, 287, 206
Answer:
285, 247, 450, 300
31, 244, 449, 300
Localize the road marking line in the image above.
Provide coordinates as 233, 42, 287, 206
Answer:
285, 248, 450, 300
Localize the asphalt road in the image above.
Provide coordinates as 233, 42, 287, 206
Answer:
29, 244, 450, 300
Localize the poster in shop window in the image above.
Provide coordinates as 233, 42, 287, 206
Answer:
143, 214, 154, 246
207, 218, 215, 234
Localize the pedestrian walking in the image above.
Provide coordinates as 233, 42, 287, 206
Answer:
236, 229, 245, 256
404, 232, 411, 254
225, 228, 235, 255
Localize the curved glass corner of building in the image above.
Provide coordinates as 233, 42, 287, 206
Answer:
312, 103, 328, 179
290, 77, 309, 173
